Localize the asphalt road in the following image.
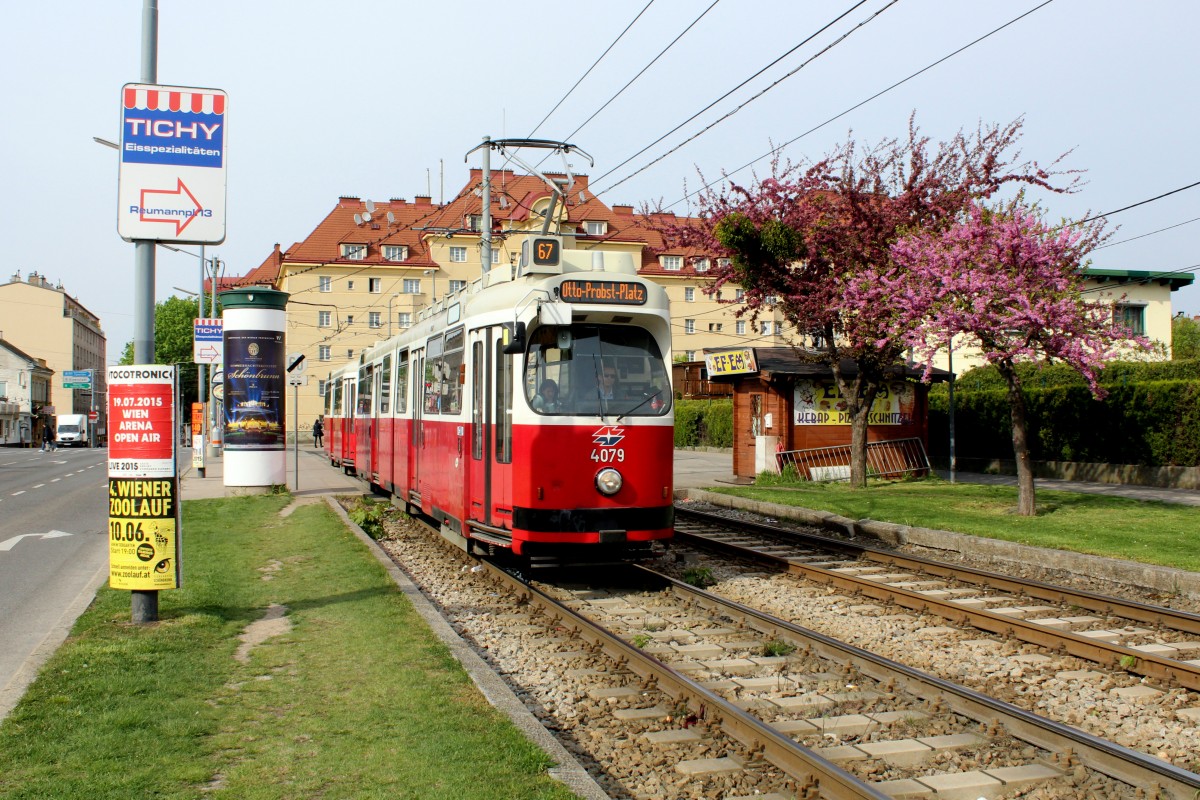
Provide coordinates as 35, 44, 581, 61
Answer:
0, 445, 109, 720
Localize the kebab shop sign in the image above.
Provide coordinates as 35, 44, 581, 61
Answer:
106, 366, 181, 591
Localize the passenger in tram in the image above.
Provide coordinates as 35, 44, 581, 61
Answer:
531, 379, 560, 412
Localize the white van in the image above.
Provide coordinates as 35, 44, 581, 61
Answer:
56, 414, 90, 447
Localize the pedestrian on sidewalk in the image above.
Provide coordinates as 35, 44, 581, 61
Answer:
312, 417, 324, 448
41, 425, 55, 452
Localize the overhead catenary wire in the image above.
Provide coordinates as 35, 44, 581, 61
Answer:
525, 0, 657, 140
1093, 216, 1200, 251
592, 0, 886, 196
660, 0, 1057, 212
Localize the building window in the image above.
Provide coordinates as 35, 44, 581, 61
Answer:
318, 379, 327, 397
318, 311, 331, 327
662, 255, 682, 271
368, 312, 381, 328
448, 280, 466, 294
319, 276, 331, 292
761, 322, 773, 336
347, 349, 354, 359
346, 315, 354, 326
708, 322, 723, 332
735, 288, 745, 301
383, 245, 408, 261
684, 287, 695, 302
449, 246, 468, 262
491, 248, 500, 264
347, 280, 355, 290
585, 220, 607, 236
685, 350, 695, 361
717, 257, 731, 270
736, 320, 746, 335
369, 278, 382, 293
684, 319, 695, 334
398, 312, 412, 329
341, 243, 366, 260
466, 215, 482, 232
1115, 303, 1146, 335
693, 258, 710, 272
318, 346, 331, 361
403, 278, 421, 294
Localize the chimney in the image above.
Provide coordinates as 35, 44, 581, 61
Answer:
415, 195, 431, 206
27, 270, 39, 284
612, 205, 633, 215
9, 271, 19, 284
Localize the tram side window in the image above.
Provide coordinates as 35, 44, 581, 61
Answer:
331, 379, 342, 416
395, 351, 408, 414
424, 334, 444, 414
357, 366, 373, 415
442, 327, 465, 415
495, 339, 513, 464
380, 354, 392, 414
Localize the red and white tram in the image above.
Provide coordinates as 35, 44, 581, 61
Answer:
323, 361, 357, 473
333, 236, 674, 561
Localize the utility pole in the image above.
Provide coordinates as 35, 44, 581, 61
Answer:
131, 0, 159, 625
480, 136, 491, 280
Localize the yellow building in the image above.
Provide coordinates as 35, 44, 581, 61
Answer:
0, 271, 107, 438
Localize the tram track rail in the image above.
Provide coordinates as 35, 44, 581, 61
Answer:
674, 506, 1200, 693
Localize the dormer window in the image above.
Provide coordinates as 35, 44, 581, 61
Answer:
693, 257, 710, 273
383, 245, 408, 261
584, 220, 607, 236
342, 243, 366, 260
661, 255, 682, 271
466, 215, 482, 232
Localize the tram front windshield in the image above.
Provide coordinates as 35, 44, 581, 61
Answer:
524, 324, 671, 417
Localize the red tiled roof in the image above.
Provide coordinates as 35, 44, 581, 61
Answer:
286, 197, 442, 267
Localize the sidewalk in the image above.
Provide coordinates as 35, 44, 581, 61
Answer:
179, 446, 362, 501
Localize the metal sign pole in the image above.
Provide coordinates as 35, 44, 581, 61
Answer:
293, 383, 299, 492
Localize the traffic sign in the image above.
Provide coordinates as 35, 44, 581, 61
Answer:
63, 382, 91, 389
63, 369, 92, 389
286, 352, 306, 374
194, 318, 223, 363
117, 84, 228, 245
88, 411, 99, 422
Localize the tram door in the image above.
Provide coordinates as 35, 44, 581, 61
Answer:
410, 348, 425, 504
468, 326, 512, 528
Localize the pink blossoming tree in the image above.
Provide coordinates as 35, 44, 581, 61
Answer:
669, 117, 1078, 488
885, 201, 1151, 514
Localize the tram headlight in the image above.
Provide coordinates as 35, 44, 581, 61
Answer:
595, 467, 623, 496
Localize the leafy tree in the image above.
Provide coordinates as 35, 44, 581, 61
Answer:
670, 117, 1078, 487
887, 201, 1151, 515
1173, 314, 1200, 360
119, 295, 204, 409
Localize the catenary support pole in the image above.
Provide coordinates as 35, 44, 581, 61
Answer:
480, 136, 491, 281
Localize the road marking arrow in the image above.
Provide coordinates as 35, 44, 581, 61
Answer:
0, 531, 73, 552
139, 178, 204, 235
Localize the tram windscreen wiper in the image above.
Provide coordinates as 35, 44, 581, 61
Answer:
617, 390, 662, 423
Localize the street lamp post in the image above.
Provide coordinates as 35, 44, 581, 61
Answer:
387, 293, 401, 338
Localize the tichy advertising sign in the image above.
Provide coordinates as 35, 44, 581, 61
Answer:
117, 84, 228, 244
194, 318, 223, 363
106, 366, 181, 591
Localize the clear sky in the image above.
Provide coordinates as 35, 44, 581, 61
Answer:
4, 0, 1197, 363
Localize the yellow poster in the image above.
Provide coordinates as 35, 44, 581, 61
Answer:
793, 379, 916, 426
108, 477, 181, 590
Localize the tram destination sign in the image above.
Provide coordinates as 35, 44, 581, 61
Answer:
558, 280, 647, 305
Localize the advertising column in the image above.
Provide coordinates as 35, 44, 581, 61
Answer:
220, 288, 289, 489
107, 366, 181, 590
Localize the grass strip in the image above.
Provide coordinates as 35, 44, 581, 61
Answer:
0, 496, 576, 800
708, 478, 1200, 573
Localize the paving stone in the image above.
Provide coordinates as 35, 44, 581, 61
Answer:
1056, 669, 1105, 681
859, 572, 918, 582
873, 777, 933, 798
942, 588, 986, 598
1175, 707, 1200, 722
772, 693, 836, 713
1075, 629, 1122, 643
948, 597, 990, 609
586, 598, 632, 609
692, 626, 738, 636
915, 769, 1002, 799
856, 738, 934, 767
889, 581, 948, 591
1129, 643, 1181, 657
849, 604, 884, 613
1170, 641, 1200, 653
587, 685, 643, 700
916, 626, 959, 636
823, 690, 884, 704
991, 607, 1032, 619
701, 658, 758, 674
733, 676, 791, 691
644, 728, 703, 745
1186, 659, 1200, 667
613, 705, 669, 721
1026, 617, 1071, 630
1012, 605, 1060, 616
672, 661, 707, 674
916, 589, 953, 599
749, 656, 791, 668
829, 566, 882, 575
982, 762, 1064, 789
700, 679, 739, 691
1111, 685, 1163, 701
732, 697, 780, 712
1057, 615, 1104, 628
675, 756, 742, 776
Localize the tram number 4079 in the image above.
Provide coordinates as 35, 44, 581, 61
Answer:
590, 448, 625, 463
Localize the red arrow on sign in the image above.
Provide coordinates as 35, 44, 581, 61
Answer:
195, 345, 220, 362
139, 179, 204, 236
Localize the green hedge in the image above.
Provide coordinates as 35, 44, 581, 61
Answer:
674, 400, 733, 448
929, 369, 1200, 467
950, 359, 1200, 392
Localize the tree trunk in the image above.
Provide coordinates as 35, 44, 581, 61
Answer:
999, 363, 1036, 516
849, 402, 870, 488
